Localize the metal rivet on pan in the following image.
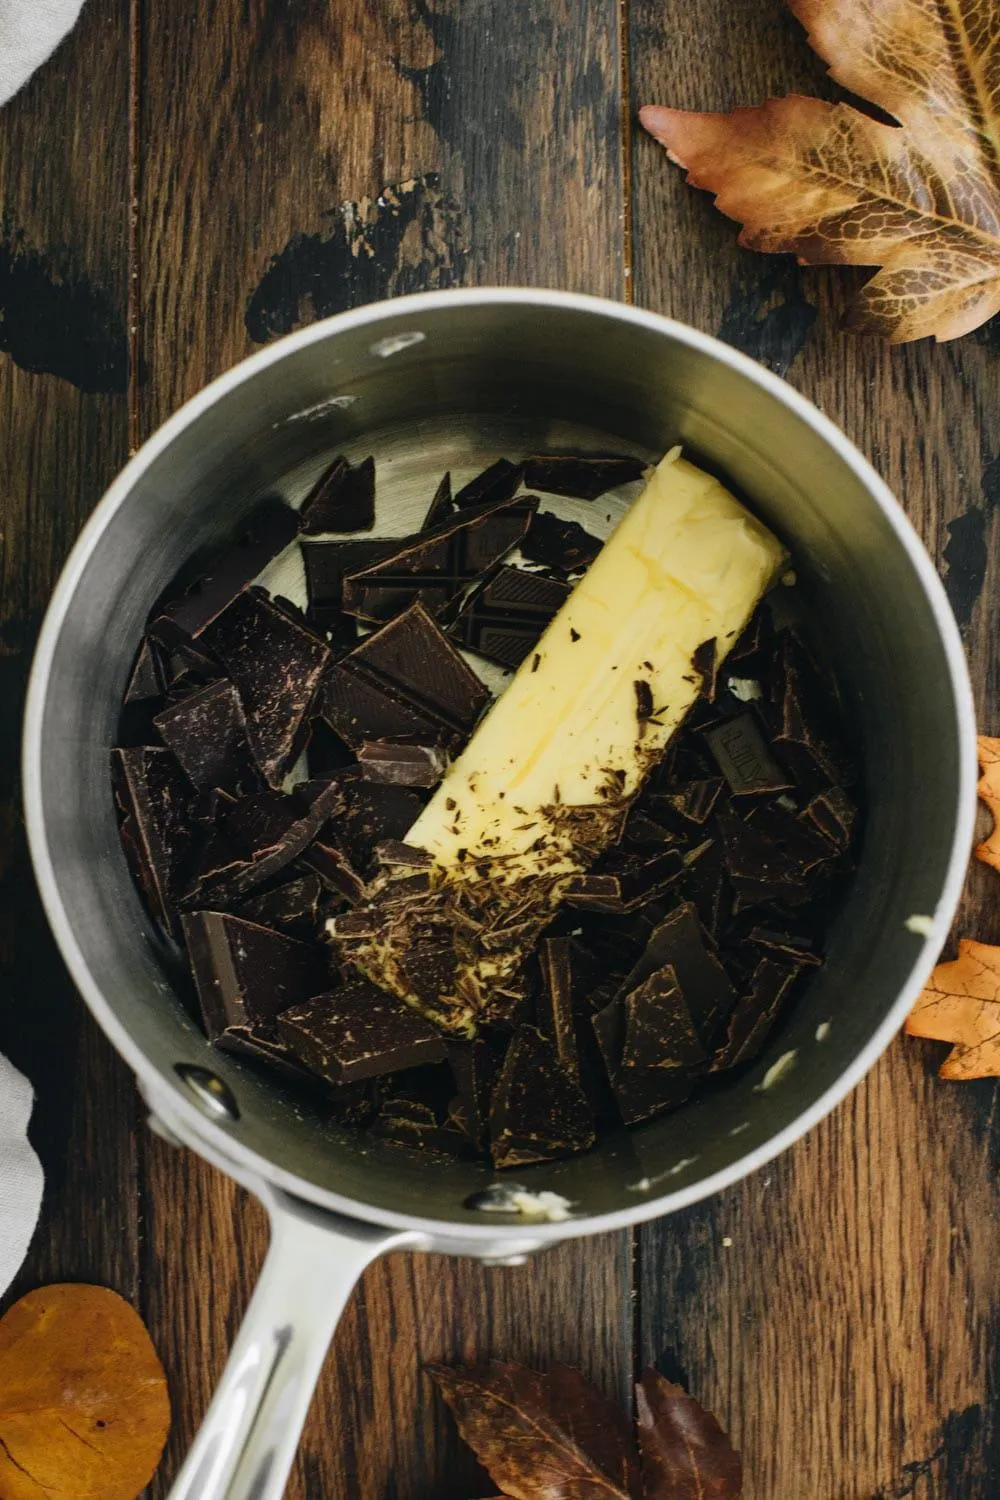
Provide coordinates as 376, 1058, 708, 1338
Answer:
175, 1064, 240, 1121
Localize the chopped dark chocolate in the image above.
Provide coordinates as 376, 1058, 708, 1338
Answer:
446, 1040, 496, 1150
663, 777, 724, 825
153, 679, 257, 795
200, 590, 331, 788
520, 511, 602, 575
537, 937, 582, 1079
622, 809, 677, 848
149, 500, 299, 649
771, 631, 857, 787
711, 957, 804, 1070
488, 1025, 595, 1168
298, 841, 366, 903
357, 739, 448, 788
523, 452, 647, 499
705, 713, 792, 796
299, 455, 375, 535
213, 1026, 323, 1087
184, 779, 345, 904
634, 679, 654, 726
341, 495, 537, 623
181, 910, 327, 1041
747, 926, 823, 967
277, 977, 448, 1084
239, 874, 324, 936
622, 901, 735, 1045
691, 638, 719, 701
800, 786, 857, 854
322, 773, 425, 877
591, 971, 705, 1126
112, 747, 193, 932
447, 565, 571, 669
303, 537, 400, 619
454, 457, 522, 509
422, 472, 454, 530
317, 602, 489, 751
679, 836, 729, 941
124, 638, 166, 704
565, 848, 685, 914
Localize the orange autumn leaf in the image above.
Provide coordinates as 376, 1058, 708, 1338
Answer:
0, 1284, 170, 1500
640, 0, 1000, 344
906, 939, 1000, 1079
974, 734, 1000, 873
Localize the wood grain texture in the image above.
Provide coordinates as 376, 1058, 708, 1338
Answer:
0, 0, 138, 1312
630, 2, 1000, 1495
137, 4, 630, 1496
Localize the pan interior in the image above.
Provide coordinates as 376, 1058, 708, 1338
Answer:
29, 297, 966, 1230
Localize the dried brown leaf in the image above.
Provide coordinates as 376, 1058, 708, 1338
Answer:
0, 1284, 170, 1500
906, 937, 1000, 1078
636, 1368, 742, 1500
427, 1361, 639, 1498
640, 0, 1000, 343
974, 734, 1000, 872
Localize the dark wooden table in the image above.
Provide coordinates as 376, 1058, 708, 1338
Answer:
2, 3, 999, 1496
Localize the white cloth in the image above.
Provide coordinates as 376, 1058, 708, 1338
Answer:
0, 0, 86, 107
0, 1055, 44, 1296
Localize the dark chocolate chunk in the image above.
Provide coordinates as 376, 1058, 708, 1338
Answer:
711, 957, 804, 1070
303, 538, 400, 620
324, 773, 425, 877
200, 590, 331, 788
124, 638, 166, 704
181, 911, 327, 1041
373, 839, 433, 868
213, 1026, 322, 1087
298, 840, 366, 903
622, 809, 677, 848
341, 495, 537, 623
622, 901, 735, 1045
239, 874, 324, 936
299, 455, 375, 535
520, 511, 602, 575
357, 739, 448, 788
800, 786, 858, 854
446, 1040, 496, 1150
565, 849, 685, 914
277, 978, 448, 1084
691, 638, 719, 701
747, 926, 823, 968
185, 779, 345, 904
148, 500, 299, 648
488, 1025, 596, 1168
112, 747, 193, 932
704, 713, 792, 796
303, 716, 355, 775
727, 609, 771, 672
153, 679, 257, 794
164, 640, 221, 688
663, 777, 724, 825
522, 452, 647, 499
371, 1096, 464, 1154
454, 458, 522, 509
772, 632, 857, 787
591, 975, 704, 1126
447, 565, 571, 669
680, 837, 729, 941
422, 472, 454, 530
717, 803, 835, 895
317, 602, 489, 751
537, 937, 582, 1079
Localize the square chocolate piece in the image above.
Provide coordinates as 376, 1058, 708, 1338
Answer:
277, 978, 448, 1083
447, 565, 571, 669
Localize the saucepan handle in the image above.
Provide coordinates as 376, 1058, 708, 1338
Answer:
165, 1186, 420, 1500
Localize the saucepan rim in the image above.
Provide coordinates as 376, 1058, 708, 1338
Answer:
22, 287, 978, 1244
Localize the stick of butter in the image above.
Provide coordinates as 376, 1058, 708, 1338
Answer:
332, 449, 788, 1034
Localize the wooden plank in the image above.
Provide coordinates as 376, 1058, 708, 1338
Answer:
629, 1, 1000, 1495
138, 4, 630, 1495
0, 0, 136, 1310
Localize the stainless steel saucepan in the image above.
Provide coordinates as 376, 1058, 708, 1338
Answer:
23, 289, 976, 1500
